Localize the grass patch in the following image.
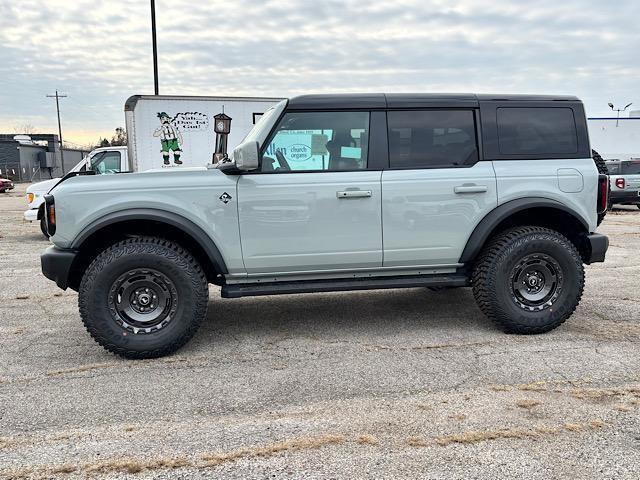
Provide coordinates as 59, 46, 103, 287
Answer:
200, 434, 345, 466
435, 420, 605, 446
516, 399, 541, 410
357, 434, 379, 445
45, 363, 119, 377
407, 436, 428, 447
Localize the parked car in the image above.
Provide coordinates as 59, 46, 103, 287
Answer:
40, 93, 609, 359
605, 159, 640, 209
0, 176, 14, 193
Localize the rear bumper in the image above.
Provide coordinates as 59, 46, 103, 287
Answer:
610, 190, 640, 204
586, 233, 608, 264
41, 246, 77, 290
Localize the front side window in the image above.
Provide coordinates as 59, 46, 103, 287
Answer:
497, 107, 578, 155
91, 151, 122, 174
261, 111, 369, 172
388, 110, 478, 168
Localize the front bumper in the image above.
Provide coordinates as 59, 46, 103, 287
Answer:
23, 208, 38, 222
610, 189, 640, 204
41, 246, 78, 290
585, 233, 608, 264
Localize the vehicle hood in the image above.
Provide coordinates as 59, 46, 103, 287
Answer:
27, 177, 61, 194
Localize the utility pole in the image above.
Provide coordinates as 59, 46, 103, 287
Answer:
46, 90, 67, 173
150, 0, 159, 95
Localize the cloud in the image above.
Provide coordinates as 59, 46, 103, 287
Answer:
1, 0, 639, 145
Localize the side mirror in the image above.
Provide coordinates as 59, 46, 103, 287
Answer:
233, 140, 259, 171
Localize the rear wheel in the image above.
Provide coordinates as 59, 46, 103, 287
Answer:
79, 237, 209, 359
472, 226, 584, 334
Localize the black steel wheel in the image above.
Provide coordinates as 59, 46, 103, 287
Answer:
79, 237, 209, 359
108, 268, 179, 334
472, 226, 584, 334
510, 253, 563, 312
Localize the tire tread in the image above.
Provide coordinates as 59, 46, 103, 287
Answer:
78, 237, 208, 359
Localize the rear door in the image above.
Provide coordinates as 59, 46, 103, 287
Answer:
381, 109, 497, 266
237, 110, 383, 274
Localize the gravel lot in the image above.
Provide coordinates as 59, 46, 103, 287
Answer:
1, 183, 639, 479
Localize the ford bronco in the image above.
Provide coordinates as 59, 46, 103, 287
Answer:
41, 94, 610, 358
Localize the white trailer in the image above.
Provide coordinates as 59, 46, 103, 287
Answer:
588, 117, 640, 161
124, 95, 283, 171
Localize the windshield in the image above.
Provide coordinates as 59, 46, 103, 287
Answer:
241, 100, 287, 147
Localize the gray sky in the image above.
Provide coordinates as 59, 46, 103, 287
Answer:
1, 0, 639, 147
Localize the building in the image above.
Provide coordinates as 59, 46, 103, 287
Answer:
0, 134, 89, 182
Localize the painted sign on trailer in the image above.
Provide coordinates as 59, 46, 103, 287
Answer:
125, 95, 284, 171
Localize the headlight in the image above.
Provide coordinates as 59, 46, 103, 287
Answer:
27, 193, 34, 203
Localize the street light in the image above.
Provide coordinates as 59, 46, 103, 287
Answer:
609, 102, 633, 127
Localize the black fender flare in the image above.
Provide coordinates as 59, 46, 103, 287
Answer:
71, 208, 228, 274
459, 197, 589, 264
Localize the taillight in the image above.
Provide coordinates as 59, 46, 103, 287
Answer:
43, 195, 56, 236
615, 178, 625, 189
597, 175, 609, 215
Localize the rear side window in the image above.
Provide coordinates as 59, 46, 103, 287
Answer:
388, 110, 478, 168
621, 160, 640, 175
497, 107, 578, 155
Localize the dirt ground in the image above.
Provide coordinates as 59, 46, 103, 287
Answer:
1, 183, 639, 479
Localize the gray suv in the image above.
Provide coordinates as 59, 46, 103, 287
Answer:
41, 94, 610, 358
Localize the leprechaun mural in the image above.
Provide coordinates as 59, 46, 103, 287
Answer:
153, 112, 184, 165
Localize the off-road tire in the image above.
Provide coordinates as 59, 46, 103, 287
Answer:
472, 226, 584, 334
79, 237, 208, 359
40, 216, 50, 239
592, 149, 609, 225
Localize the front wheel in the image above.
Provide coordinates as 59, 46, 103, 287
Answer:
79, 237, 209, 359
472, 226, 584, 334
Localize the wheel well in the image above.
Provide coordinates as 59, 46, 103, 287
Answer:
67, 219, 222, 291
464, 206, 591, 264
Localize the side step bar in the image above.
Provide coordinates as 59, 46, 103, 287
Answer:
221, 274, 469, 299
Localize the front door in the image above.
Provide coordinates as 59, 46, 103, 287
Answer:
237, 110, 382, 274
382, 109, 498, 266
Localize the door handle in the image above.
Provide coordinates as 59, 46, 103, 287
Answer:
454, 185, 488, 194
336, 190, 372, 198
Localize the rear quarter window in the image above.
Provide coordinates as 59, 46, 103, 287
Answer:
497, 107, 578, 156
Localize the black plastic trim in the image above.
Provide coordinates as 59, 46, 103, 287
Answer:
609, 190, 640, 204
221, 273, 469, 298
43, 194, 56, 236
41, 245, 77, 290
71, 209, 228, 274
586, 233, 608, 263
459, 198, 589, 263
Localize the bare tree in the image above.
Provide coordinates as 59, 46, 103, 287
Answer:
12, 123, 38, 135
110, 127, 127, 146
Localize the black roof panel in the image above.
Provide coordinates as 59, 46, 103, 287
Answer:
286, 93, 581, 110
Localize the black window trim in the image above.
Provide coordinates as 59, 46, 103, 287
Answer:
479, 101, 590, 160
386, 108, 482, 171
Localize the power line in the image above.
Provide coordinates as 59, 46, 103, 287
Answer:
46, 90, 67, 173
